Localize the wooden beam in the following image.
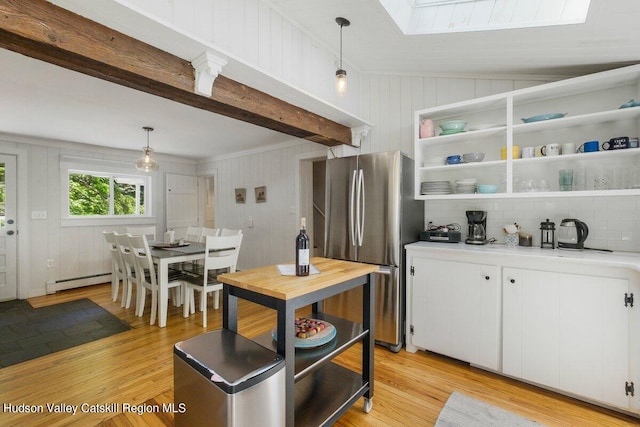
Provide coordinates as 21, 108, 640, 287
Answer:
0, 0, 353, 147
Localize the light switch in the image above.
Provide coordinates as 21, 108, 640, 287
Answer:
31, 210, 47, 219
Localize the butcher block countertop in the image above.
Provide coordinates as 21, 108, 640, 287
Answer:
217, 256, 379, 300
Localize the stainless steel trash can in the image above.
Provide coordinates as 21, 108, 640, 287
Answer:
174, 329, 285, 427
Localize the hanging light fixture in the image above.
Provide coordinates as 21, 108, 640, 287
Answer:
335, 17, 350, 96
135, 126, 159, 172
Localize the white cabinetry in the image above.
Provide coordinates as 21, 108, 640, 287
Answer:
414, 64, 640, 199
502, 267, 631, 409
406, 256, 500, 370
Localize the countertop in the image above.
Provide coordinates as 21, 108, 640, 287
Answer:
217, 256, 379, 300
405, 241, 640, 272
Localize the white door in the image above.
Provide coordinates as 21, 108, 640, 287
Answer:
166, 174, 199, 236
503, 267, 630, 409
410, 257, 499, 369
0, 154, 17, 301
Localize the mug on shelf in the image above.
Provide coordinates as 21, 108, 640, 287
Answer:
578, 140, 599, 153
522, 146, 535, 158
561, 142, 576, 155
601, 136, 629, 151
545, 143, 560, 156
501, 146, 520, 160
535, 145, 546, 157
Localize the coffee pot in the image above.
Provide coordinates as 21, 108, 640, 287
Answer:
557, 218, 589, 250
465, 210, 487, 245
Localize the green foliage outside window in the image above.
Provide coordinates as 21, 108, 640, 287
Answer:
68, 172, 147, 216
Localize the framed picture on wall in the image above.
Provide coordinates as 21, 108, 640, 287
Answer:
255, 186, 267, 203
235, 188, 246, 204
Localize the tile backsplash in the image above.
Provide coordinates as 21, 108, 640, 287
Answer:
423, 196, 640, 252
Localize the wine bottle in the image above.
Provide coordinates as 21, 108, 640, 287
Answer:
295, 217, 310, 276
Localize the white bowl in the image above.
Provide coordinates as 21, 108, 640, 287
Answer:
462, 152, 485, 162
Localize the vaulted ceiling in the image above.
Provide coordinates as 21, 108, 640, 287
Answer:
1, 0, 639, 159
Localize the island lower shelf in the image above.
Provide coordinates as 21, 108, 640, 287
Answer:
294, 362, 368, 427
251, 312, 367, 381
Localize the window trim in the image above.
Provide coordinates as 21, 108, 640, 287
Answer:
60, 156, 155, 227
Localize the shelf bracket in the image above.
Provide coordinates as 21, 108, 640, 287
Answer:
191, 52, 228, 97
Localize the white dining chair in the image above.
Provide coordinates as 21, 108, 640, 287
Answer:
128, 233, 185, 325
113, 232, 136, 309
198, 227, 219, 243
184, 226, 202, 243
183, 233, 243, 327
126, 225, 157, 241
103, 231, 128, 304
220, 228, 242, 236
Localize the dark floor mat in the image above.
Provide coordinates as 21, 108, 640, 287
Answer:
0, 298, 131, 368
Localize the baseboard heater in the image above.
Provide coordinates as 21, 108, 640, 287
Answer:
46, 273, 111, 294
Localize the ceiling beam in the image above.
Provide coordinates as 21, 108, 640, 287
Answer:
0, 0, 353, 147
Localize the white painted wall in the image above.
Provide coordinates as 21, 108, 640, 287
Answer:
0, 133, 196, 298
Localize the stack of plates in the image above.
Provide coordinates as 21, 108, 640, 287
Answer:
421, 181, 452, 195
424, 156, 446, 167
455, 178, 477, 194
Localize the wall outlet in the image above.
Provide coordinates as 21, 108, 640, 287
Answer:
247, 216, 254, 228
47, 259, 54, 268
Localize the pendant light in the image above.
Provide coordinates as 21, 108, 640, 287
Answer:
135, 126, 159, 172
335, 17, 350, 96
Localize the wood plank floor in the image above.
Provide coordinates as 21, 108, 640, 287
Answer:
1, 283, 638, 426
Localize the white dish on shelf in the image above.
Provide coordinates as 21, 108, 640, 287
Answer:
468, 124, 505, 131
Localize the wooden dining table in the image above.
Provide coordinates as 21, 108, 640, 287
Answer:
149, 242, 207, 327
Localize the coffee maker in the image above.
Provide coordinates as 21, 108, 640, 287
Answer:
465, 210, 487, 245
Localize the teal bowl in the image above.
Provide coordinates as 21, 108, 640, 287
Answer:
477, 184, 498, 194
439, 120, 467, 131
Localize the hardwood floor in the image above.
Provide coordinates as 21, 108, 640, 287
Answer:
1, 283, 638, 426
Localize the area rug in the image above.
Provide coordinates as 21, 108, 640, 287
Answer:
0, 298, 131, 368
435, 391, 545, 426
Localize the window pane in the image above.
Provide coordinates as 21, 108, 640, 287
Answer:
113, 178, 141, 215
69, 173, 109, 215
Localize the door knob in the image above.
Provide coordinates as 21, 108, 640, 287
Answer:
509, 278, 515, 284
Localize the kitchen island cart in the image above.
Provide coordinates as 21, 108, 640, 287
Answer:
218, 256, 378, 427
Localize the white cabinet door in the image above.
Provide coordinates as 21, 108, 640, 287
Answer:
408, 257, 499, 369
503, 267, 630, 409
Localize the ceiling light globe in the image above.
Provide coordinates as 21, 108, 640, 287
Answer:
335, 69, 348, 96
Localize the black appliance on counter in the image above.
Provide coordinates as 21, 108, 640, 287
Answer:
465, 210, 487, 245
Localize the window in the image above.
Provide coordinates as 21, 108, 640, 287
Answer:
61, 156, 153, 225
68, 171, 147, 216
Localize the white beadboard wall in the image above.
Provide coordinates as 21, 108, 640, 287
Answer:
1, 133, 196, 298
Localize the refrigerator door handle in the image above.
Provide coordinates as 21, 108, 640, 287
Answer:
350, 169, 357, 246
357, 169, 365, 246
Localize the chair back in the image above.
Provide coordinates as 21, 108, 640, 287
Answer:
103, 231, 123, 265
204, 234, 243, 273
126, 226, 156, 241
220, 228, 242, 236
184, 226, 202, 242
114, 233, 136, 278
128, 234, 157, 286
198, 227, 219, 242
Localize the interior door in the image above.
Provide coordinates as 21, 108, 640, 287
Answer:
0, 154, 17, 301
166, 174, 199, 236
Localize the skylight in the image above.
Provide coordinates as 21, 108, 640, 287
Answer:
378, 0, 591, 35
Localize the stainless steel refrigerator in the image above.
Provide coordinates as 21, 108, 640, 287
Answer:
323, 151, 423, 352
